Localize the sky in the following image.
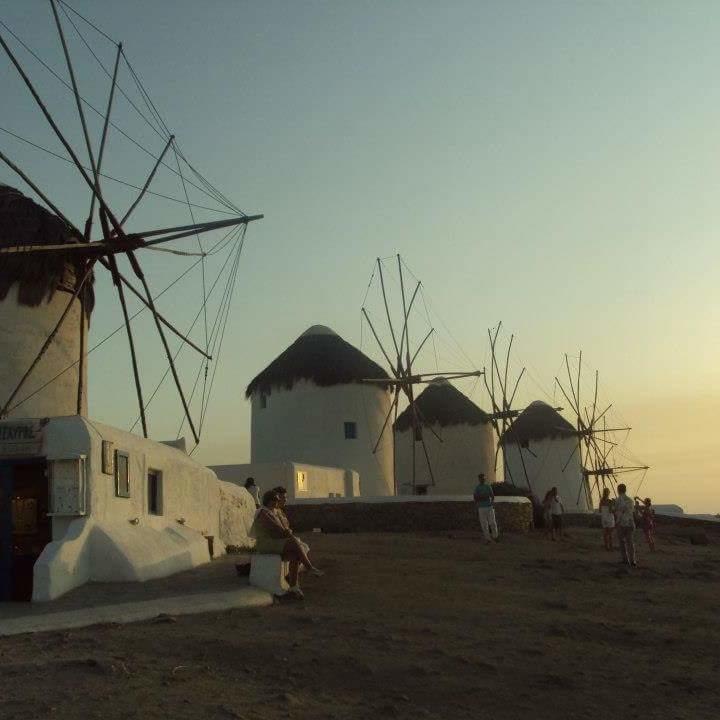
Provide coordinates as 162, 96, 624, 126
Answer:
1, 1, 718, 512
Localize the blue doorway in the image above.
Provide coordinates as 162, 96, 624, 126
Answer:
0, 458, 49, 602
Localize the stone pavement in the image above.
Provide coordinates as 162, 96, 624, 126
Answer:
0, 554, 272, 636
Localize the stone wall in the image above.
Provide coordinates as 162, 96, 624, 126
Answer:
285, 502, 720, 536
286, 500, 533, 534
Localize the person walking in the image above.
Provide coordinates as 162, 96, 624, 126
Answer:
473, 473, 499, 544
614, 483, 637, 567
599, 487, 615, 550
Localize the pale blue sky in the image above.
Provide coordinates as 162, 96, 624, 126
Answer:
2, 2, 718, 510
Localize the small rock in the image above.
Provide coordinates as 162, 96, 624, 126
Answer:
280, 692, 302, 706
690, 532, 709, 546
379, 703, 399, 717
152, 614, 177, 624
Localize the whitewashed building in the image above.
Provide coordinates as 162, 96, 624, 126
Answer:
0, 416, 255, 602
211, 461, 360, 502
500, 400, 590, 512
247, 325, 394, 496
0, 187, 255, 602
394, 378, 495, 495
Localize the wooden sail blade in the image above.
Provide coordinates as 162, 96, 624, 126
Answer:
96, 257, 211, 359
120, 135, 174, 226
85, 41, 122, 237
361, 308, 397, 374
372, 389, 400, 454
107, 253, 148, 438
123, 248, 200, 444
377, 258, 401, 362
409, 328, 434, 367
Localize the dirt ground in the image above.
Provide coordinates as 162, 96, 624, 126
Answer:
1, 527, 719, 720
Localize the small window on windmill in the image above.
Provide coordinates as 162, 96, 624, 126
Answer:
344, 421, 357, 440
115, 451, 130, 498
296, 470, 308, 492
260, 393, 268, 409
414, 424, 422, 442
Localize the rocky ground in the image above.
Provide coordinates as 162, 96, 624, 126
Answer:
1, 526, 719, 720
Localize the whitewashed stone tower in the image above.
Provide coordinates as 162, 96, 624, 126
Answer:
247, 325, 394, 496
0, 185, 93, 420
394, 378, 495, 495
501, 400, 590, 511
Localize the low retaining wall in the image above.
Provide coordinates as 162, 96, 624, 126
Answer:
286, 499, 533, 534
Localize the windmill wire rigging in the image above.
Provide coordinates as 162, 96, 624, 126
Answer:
129, 225, 244, 432
171, 138, 210, 414
9, 222, 245, 416
0, 18, 237, 212
57, 2, 166, 141
57, 0, 116, 45
185, 234, 244, 435
0, 126, 237, 215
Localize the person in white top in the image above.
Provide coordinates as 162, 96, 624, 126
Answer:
544, 487, 564, 541
599, 487, 615, 551
614, 483, 636, 567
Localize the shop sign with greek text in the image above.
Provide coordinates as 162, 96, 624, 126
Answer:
0, 420, 45, 457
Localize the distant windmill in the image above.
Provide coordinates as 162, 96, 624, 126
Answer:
360, 255, 482, 493
482, 322, 530, 490
482, 322, 567, 495
554, 351, 649, 507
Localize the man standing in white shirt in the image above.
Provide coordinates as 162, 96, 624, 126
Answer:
473, 473, 499, 543
614, 483, 637, 567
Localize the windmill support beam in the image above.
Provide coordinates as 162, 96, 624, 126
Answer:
106, 250, 148, 438
120, 134, 174, 225
124, 250, 201, 444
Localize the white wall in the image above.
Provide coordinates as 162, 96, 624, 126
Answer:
395, 422, 496, 495
250, 380, 394, 496
211, 461, 359, 502
502, 435, 590, 512
0, 415, 256, 600
0, 281, 88, 419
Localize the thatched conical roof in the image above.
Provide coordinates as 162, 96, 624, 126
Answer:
245, 325, 390, 398
394, 378, 490, 432
0, 185, 94, 317
500, 400, 576, 445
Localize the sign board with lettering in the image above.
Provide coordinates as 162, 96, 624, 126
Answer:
0, 421, 45, 457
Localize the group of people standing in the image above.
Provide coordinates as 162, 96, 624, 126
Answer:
244, 478, 323, 599
472, 474, 656, 567
600, 484, 656, 566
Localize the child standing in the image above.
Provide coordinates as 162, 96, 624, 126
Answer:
637, 497, 656, 551
599, 487, 615, 550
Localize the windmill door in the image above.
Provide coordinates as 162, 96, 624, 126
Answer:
0, 459, 50, 601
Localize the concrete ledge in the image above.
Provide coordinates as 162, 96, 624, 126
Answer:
0, 587, 273, 637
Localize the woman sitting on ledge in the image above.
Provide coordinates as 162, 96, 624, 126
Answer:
251, 490, 323, 598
